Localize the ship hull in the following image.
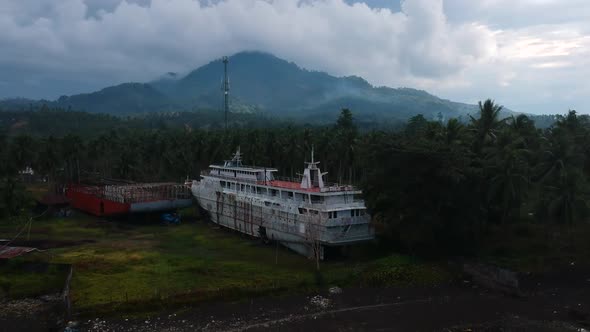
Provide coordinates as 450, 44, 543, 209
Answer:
191, 178, 374, 259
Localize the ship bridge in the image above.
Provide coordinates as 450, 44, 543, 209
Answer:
208, 148, 277, 184
204, 148, 356, 194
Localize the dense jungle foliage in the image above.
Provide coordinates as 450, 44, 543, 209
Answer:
1, 100, 589, 256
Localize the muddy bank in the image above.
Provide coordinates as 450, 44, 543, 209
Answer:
3, 263, 588, 331
0, 294, 65, 332
0, 262, 72, 332
70, 264, 590, 332
10, 239, 95, 250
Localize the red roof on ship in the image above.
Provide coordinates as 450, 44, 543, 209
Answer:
265, 180, 321, 192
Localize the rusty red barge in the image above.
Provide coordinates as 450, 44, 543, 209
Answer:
66, 183, 192, 217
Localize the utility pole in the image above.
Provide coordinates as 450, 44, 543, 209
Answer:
222, 56, 229, 131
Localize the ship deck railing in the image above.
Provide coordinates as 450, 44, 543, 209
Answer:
201, 170, 359, 193
209, 163, 276, 171
68, 183, 192, 204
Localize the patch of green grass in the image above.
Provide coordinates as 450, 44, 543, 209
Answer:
0, 260, 69, 299
347, 254, 451, 287
1, 213, 450, 315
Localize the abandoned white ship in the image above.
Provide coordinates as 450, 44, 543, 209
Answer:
191, 148, 374, 259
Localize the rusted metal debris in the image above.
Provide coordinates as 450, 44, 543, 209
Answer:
0, 246, 38, 259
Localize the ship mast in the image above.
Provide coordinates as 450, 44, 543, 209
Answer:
301, 146, 326, 189
222, 56, 230, 131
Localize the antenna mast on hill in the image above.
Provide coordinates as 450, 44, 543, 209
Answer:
222, 56, 230, 131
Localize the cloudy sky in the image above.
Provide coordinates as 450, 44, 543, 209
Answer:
1, 0, 589, 114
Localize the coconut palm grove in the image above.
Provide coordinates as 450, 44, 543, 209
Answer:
2, 101, 589, 255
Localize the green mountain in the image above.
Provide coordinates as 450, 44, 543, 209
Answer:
2, 51, 504, 121
54, 83, 176, 114
158, 51, 484, 122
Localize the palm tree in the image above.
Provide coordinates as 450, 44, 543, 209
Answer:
534, 113, 588, 225
545, 171, 588, 225
470, 99, 506, 153
509, 114, 534, 133
61, 134, 85, 183
486, 136, 531, 224
334, 109, 358, 183
10, 135, 37, 173
536, 127, 583, 185
35, 136, 62, 185
445, 118, 465, 145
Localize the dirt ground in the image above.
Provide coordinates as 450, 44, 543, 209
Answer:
60, 264, 589, 332
2, 214, 589, 332
2, 265, 589, 331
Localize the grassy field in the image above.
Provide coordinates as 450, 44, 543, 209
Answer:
3, 187, 589, 317
0, 260, 69, 298
0, 210, 450, 316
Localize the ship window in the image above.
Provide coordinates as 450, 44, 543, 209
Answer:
287, 191, 294, 199
351, 210, 355, 217
241, 184, 245, 191
333, 211, 338, 218
298, 208, 306, 214
311, 195, 323, 203
271, 189, 278, 196
220, 181, 226, 187
328, 212, 332, 219
256, 187, 262, 194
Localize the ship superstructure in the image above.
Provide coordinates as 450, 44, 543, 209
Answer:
191, 148, 374, 259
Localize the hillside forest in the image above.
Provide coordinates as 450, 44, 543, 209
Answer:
1, 100, 589, 257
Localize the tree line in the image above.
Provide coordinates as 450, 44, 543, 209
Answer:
1, 101, 589, 256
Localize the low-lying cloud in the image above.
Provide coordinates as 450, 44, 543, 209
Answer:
0, 0, 588, 114
0, 0, 494, 94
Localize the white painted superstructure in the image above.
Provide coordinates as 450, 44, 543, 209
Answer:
191, 148, 374, 258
